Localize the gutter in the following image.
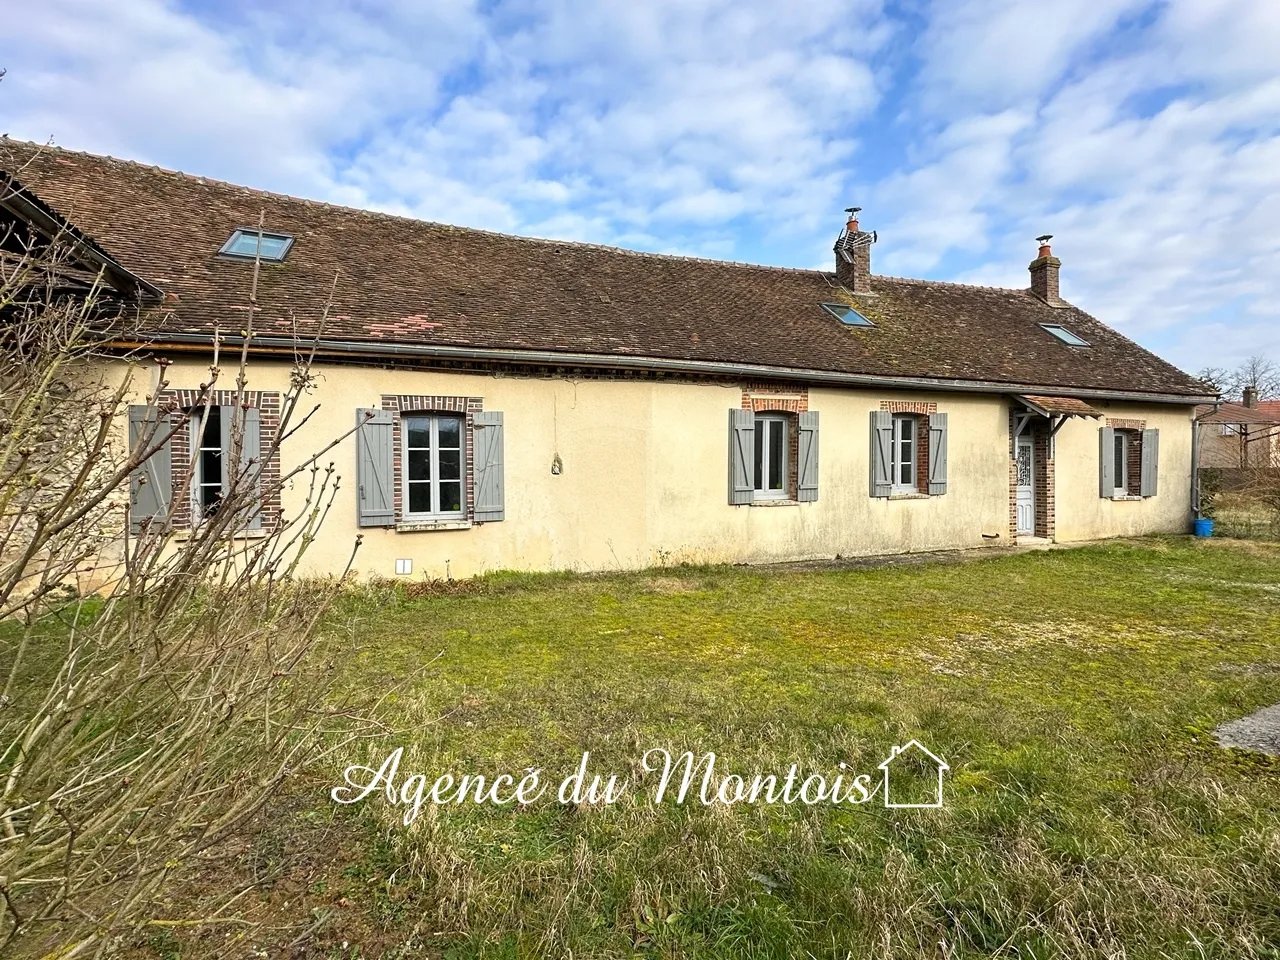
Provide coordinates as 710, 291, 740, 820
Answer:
118, 332, 1218, 406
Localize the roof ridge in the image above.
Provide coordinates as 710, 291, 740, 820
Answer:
868, 273, 1034, 296
1, 137, 837, 279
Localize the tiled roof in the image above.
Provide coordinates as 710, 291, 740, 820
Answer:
1, 139, 1211, 399
1018, 394, 1103, 417
1196, 401, 1280, 425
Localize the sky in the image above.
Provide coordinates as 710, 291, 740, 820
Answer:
3, 0, 1278, 376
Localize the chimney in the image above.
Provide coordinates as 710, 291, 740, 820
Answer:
1244, 386, 1258, 408
834, 207, 875, 294
1029, 234, 1062, 305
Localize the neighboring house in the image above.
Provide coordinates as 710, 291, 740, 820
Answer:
1196, 390, 1280, 468
0, 141, 1215, 579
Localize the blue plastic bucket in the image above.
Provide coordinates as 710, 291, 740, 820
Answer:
1193, 518, 1214, 538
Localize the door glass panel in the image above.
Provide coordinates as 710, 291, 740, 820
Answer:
1017, 445, 1032, 486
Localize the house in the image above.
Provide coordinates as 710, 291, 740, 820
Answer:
0, 140, 1215, 579
1196, 388, 1280, 468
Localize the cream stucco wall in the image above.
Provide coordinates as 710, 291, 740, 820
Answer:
1052, 402, 1195, 543
115, 357, 1196, 579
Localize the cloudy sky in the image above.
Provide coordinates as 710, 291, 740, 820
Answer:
4, 0, 1278, 374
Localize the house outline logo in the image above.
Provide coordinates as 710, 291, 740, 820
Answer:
877, 740, 950, 809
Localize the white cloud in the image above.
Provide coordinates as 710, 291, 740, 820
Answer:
4, 0, 1280, 371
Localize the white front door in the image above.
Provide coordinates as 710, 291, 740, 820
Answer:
1015, 437, 1035, 536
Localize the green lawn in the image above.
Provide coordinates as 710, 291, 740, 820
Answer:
168, 539, 1280, 959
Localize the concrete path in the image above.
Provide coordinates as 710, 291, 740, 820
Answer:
1215, 703, 1280, 757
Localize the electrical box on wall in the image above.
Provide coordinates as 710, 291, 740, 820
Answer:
395, 559, 412, 576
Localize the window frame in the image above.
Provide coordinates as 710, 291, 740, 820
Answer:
189, 406, 224, 521
401, 413, 467, 520
820, 302, 876, 327
1039, 323, 1090, 347
890, 413, 918, 493
218, 228, 295, 262
1112, 430, 1130, 497
752, 413, 790, 501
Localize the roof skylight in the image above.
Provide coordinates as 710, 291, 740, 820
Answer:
821, 302, 875, 327
219, 229, 294, 262
1039, 323, 1090, 347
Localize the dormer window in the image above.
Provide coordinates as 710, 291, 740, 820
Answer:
1040, 323, 1089, 347
219, 229, 294, 262
821, 302, 875, 327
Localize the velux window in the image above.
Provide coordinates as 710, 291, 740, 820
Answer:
891, 414, 917, 492
1040, 323, 1089, 347
191, 406, 223, 518
821, 302, 875, 327
753, 414, 788, 499
403, 415, 465, 518
219, 229, 294, 261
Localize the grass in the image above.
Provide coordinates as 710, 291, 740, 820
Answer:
143, 538, 1280, 959
1213, 491, 1280, 540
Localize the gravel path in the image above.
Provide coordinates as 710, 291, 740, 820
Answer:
1215, 703, 1280, 757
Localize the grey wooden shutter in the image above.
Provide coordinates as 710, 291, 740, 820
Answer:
220, 405, 262, 528
928, 412, 948, 495
797, 411, 819, 502
728, 409, 755, 505
128, 405, 172, 533
473, 410, 505, 522
1140, 428, 1159, 497
1099, 426, 1115, 498
870, 410, 892, 498
356, 408, 395, 527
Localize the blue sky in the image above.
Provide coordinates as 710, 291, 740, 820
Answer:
4, 0, 1278, 374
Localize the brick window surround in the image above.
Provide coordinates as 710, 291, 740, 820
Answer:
880, 401, 936, 495
741, 384, 807, 500
163, 389, 282, 529
1106, 418, 1147, 497
381, 394, 484, 522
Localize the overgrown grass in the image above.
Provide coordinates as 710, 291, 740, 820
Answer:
154, 539, 1280, 958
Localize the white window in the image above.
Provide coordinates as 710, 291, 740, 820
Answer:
403, 415, 465, 518
1220, 423, 1239, 436
753, 414, 788, 500
1113, 430, 1129, 496
891, 414, 917, 492
191, 406, 223, 519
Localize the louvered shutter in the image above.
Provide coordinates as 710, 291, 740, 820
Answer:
797, 411, 819, 502
728, 409, 755, 505
356, 408, 395, 527
1099, 426, 1115, 498
870, 410, 892, 498
1140, 428, 1159, 497
927, 412, 948, 495
473, 410, 505, 522
128, 406, 172, 533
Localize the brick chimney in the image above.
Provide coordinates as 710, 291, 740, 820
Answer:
834, 208, 875, 294
1029, 234, 1062, 305
1244, 386, 1258, 408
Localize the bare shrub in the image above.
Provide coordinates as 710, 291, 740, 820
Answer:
0, 165, 365, 956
